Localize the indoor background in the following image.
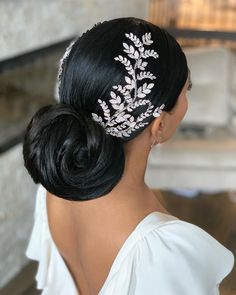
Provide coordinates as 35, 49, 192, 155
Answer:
0, 1, 235, 294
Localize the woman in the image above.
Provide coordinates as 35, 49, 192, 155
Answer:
23, 17, 234, 295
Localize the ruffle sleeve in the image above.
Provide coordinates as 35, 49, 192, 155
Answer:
25, 184, 78, 295
133, 220, 235, 295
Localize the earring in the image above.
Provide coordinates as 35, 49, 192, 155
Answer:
150, 135, 162, 148
151, 139, 156, 148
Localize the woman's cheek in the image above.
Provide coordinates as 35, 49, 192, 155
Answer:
181, 96, 188, 120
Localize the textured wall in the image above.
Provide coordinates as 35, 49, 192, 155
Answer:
0, 144, 37, 287
0, 0, 149, 61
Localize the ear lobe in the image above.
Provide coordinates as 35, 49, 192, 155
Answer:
149, 116, 162, 137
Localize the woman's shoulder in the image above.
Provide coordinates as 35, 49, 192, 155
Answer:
101, 213, 234, 294
132, 216, 235, 294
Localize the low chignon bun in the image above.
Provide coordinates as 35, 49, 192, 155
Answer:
23, 103, 125, 201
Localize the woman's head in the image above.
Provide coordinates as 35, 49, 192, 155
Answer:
23, 17, 190, 201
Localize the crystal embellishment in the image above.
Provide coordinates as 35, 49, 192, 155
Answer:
91, 32, 165, 138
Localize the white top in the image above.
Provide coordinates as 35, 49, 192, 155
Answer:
26, 184, 235, 295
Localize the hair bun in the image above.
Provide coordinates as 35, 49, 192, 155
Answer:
23, 103, 125, 201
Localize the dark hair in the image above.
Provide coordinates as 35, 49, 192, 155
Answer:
23, 17, 188, 201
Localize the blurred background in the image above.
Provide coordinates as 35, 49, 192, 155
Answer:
0, 0, 236, 294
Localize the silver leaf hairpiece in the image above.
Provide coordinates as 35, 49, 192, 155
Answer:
91, 32, 165, 138
56, 29, 165, 138
56, 38, 77, 101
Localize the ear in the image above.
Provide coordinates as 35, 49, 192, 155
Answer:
149, 113, 165, 138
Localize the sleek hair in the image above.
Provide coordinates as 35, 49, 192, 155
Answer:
23, 17, 188, 201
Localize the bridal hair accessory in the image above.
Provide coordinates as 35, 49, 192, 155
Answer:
57, 38, 77, 97
91, 32, 165, 138
56, 22, 104, 98
56, 28, 165, 138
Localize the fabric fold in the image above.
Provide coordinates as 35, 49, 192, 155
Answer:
133, 219, 235, 295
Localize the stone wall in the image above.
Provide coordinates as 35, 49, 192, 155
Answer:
0, 144, 37, 287
0, 0, 149, 61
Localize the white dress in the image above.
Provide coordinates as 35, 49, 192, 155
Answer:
26, 184, 235, 295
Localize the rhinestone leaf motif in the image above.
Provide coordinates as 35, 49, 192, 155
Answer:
91, 32, 165, 138
57, 39, 77, 97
